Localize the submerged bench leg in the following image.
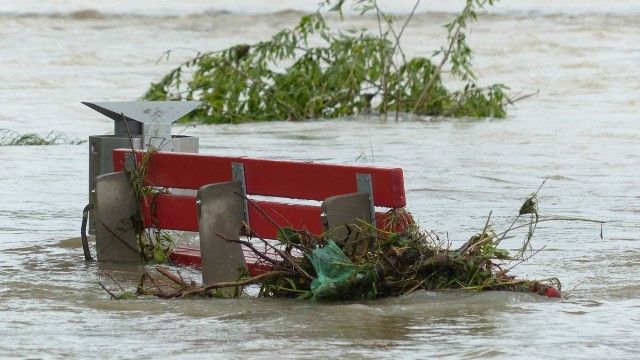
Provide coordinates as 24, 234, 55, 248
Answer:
321, 192, 372, 244
93, 171, 141, 262
197, 181, 248, 290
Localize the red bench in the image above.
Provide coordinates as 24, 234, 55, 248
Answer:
94, 149, 406, 285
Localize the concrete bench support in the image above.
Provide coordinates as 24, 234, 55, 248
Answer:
93, 172, 140, 262
197, 181, 248, 287
321, 192, 372, 244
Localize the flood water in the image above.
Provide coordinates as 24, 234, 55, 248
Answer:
1, 1, 639, 359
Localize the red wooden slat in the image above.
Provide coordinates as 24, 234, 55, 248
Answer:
247, 201, 323, 239
140, 194, 323, 238
140, 193, 397, 236
113, 149, 406, 208
170, 246, 201, 267
141, 194, 198, 231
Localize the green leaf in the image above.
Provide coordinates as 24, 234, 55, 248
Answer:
153, 244, 169, 263
493, 248, 510, 259
277, 228, 301, 244
519, 197, 538, 215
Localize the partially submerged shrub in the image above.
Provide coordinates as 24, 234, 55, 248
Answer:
0, 129, 85, 146
143, 0, 514, 123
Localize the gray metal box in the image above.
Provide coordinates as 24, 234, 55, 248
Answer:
85, 101, 200, 233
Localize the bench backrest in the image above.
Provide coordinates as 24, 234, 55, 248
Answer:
112, 149, 406, 239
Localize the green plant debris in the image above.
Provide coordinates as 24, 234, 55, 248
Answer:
143, 0, 521, 123
0, 129, 85, 146
249, 207, 562, 300
124, 147, 176, 263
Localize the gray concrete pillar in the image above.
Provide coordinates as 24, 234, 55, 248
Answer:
197, 181, 248, 290
93, 171, 141, 262
321, 192, 372, 244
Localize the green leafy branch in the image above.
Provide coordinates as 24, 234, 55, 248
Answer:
143, 0, 518, 123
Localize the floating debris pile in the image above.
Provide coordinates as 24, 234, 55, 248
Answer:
236, 206, 561, 300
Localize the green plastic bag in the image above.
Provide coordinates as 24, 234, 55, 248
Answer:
307, 240, 358, 299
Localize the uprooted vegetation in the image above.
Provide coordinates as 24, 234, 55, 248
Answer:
143, 0, 527, 123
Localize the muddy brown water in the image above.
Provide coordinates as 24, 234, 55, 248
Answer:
1, 1, 639, 358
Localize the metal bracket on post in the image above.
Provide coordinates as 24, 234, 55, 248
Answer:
124, 152, 136, 172
356, 173, 376, 227
231, 162, 250, 233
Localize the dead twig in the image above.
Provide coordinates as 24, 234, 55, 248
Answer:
156, 266, 189, 287
98, 282, 118, 299
215, 233, 281, 266
234, 192, 304, 251
244, 226, 316, 281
